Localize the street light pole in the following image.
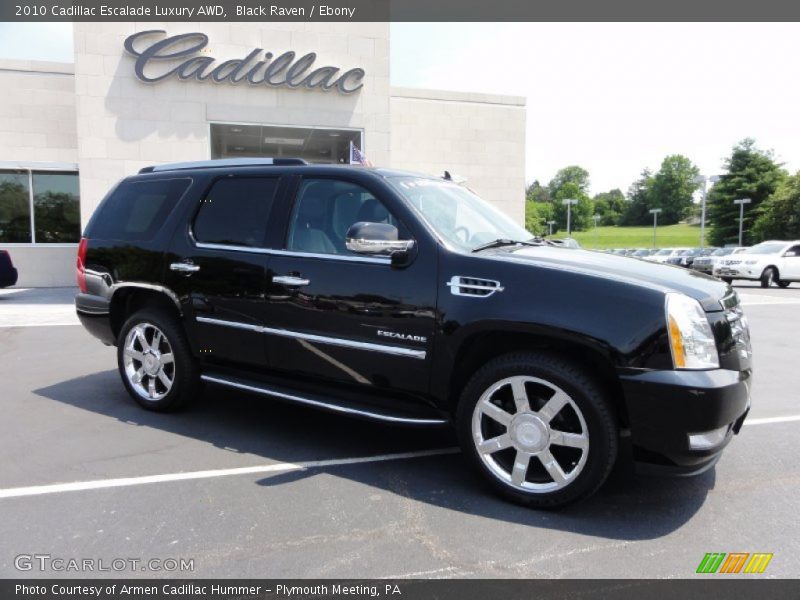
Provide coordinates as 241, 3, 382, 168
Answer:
649, 208, 662, 248
733, 198, 751, 246
562, 199, 578, 236
693, 174, 720, 248
592, 214, 601, 249
546, 220, 556, 236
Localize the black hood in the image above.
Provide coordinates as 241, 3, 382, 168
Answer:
482, 246, 731, 312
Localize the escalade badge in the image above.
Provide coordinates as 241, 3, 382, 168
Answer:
377, 330, 427, 343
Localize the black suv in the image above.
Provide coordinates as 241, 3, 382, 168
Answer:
76, 158, 752, 508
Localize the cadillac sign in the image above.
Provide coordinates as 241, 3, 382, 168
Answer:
123, 30, 366, 94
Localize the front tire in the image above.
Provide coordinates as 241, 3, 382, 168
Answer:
456, 353, 618, 509
777, 280, 791, 288
117, 308, 200, 412
761, 267, 776, 288
721, 277, 733, 284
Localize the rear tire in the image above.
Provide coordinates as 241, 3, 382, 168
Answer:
456, 352, 618, 509
117, 308, 200, 412
760, 267, 776, 288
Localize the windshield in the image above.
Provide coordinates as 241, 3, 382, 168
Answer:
389, 176, 532, 251
633, 249, 650, 256
713, 248, 733, 256
744, 242, 787, 255
656, 249, 673, 255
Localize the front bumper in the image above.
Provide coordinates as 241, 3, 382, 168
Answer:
620, 368, 751, 474
714, 266, 761, 280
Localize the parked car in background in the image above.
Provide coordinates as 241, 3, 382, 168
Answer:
631, 248, 654, 258
667, 247, 716, 269
0, 250, 18, 288
645, 247, 690, 264
692, 247, 747, 275
714, 240, 800, 287
549, 237, 581, 249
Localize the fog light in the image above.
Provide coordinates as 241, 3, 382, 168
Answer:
688, 425, 730, 450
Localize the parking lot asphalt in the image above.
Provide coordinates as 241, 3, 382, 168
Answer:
1, 285, 799, 578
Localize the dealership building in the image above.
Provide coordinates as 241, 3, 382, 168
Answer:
0, 23, 526, 287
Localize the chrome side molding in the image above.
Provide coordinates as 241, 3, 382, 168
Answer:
200, 375, 448, 425
195, 316, 426, 360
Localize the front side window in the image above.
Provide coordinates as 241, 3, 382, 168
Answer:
389, 177, 530, 252
287, 178, 409, 256
193, 177, 278, 248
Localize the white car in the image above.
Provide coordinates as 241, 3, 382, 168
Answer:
713, 240, 800, 288
645, 247, 690, 264
692, 246, 747, 275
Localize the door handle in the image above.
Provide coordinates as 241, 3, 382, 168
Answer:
273, 275, 310, 287
170, 261, 201, 274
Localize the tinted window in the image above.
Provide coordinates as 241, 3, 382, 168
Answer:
33, 172, 80, 243
287, 178, 409, 256
193, 177, 278, 247
0, 170, 31, 243
90, 178, 191, 242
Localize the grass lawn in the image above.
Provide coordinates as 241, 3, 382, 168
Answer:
569, 223, 703, 250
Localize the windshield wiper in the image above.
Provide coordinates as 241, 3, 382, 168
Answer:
471, 238, 550, 253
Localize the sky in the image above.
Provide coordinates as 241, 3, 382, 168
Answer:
1, 22, 799, 196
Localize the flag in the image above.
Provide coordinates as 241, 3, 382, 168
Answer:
349, 141, 373, 167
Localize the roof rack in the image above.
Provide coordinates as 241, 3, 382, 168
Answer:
139, 157, 308, 174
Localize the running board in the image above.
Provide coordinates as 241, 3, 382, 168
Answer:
200, 374, 450, 426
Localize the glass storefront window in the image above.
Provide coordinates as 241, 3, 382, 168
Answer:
0, 168, 80, 244
210, 123, 363, 165
33, 172, 81, 243
0, 170, 32, 243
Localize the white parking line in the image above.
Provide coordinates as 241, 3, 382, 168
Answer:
0, 447, 460, 500
743, 414, 800, 426
1, 414, 797, 501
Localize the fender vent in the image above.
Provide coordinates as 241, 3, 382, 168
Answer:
446, 276, 504, 298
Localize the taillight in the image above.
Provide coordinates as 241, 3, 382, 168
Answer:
76, 237, 88, 292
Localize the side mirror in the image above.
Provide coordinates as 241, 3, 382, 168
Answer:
345, 222, 415, 256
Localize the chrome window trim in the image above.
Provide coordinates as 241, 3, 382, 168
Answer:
193, 241, 391, 265
200, 374, 447, 425
196, 315, 426, 360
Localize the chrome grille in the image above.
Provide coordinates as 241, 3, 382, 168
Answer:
723, 295, 751, 359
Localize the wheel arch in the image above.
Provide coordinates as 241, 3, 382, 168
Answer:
445, 328, 629, 427
109, 285, 182, 343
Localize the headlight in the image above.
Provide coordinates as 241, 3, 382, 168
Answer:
665, 293, 720, 369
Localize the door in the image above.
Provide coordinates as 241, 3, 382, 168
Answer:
782, 244, 800, 280
166, 175, 281, 368
264, 176, 438, 398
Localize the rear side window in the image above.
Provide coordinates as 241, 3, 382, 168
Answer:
89, 178, 191, 242
193, 177, 278, 248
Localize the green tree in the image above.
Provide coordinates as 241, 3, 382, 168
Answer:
548, 166, 590, 199
619, 169, 654, 226
526, 180, 552, 204
752, 171, 800, 241
525, 200, 555, 235
708, 139, 786, 246
648, 155, 700, 225
553, 182, 593, 233
593, 188, 626, 225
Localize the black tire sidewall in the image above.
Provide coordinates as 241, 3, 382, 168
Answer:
456, 352, 618, 509
761, 268, 775, 288
116, 308, 199, 412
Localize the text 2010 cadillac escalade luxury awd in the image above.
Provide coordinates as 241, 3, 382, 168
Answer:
75, 158, 752, 508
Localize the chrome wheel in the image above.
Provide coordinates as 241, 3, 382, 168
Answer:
471, 375, 589, 492
122, 322, 175, 401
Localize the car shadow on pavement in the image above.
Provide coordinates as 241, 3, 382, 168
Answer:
34, 370, 716, 542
